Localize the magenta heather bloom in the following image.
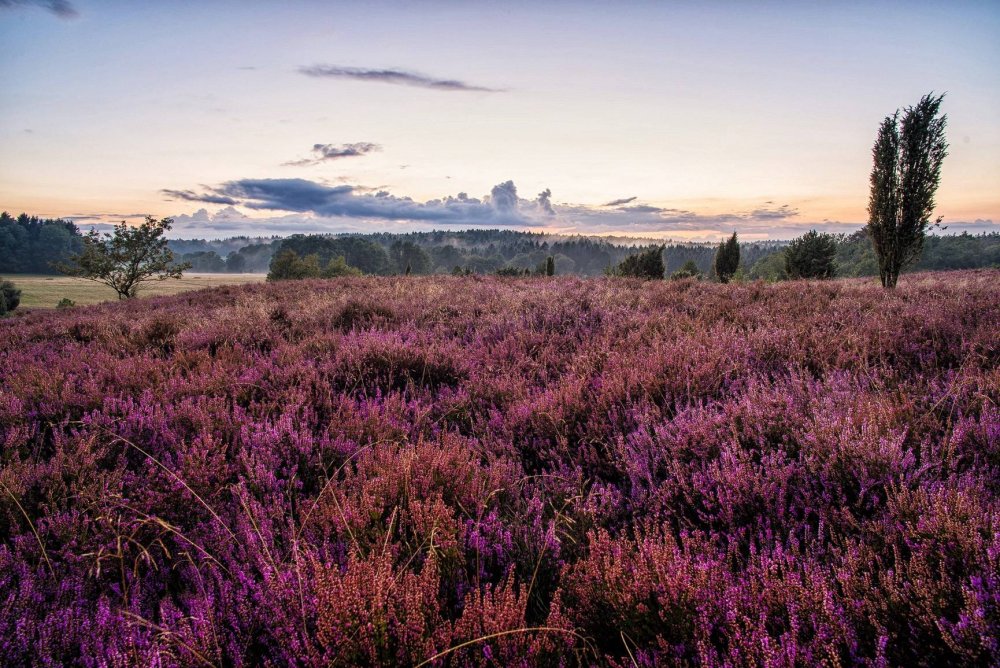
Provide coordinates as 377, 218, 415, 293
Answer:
0, 271, 998, 666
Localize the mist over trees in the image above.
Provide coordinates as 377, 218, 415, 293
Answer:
3, 212, 995, 283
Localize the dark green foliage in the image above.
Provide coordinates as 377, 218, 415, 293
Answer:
268, 250, 363, 280
669, 259, 702, 280
279, 235, 392, 275
785, 230, 837, 279
56, 298, 76, 309
868, 93, 948, 288
546, 255, 555, 276
0, 212, 84, 274
227, 242, 278, 273
55, 217, 190, 300
714, 232, 740, 283
180, 250, 227, 272
390, 240, 431, 275
224, 252, 247, 273
748, 250, 789, 282
323, 255, 363, 278
267, 249, 322, 280
610, 246, 664, 279
835, 229, 1000, 277
0, 278, 21, 314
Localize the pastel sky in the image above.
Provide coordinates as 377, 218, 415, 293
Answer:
1, 0, 997, 240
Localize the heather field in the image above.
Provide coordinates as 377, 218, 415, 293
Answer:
1, 271, 998, 667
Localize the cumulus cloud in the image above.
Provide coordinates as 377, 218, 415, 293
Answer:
168, 176, 951, 240
0, 0, 76, 18
298, 65, 500, 92
162, 178, 548, 227
536, 189, 555, 216
283, 142, 382, 166
489, 181, 518, 213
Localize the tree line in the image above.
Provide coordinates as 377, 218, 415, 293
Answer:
0, 212, 83, 273
1, 92, 981, 297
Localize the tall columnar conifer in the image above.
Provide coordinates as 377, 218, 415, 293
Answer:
867, 93, 947, 288
714, 231, 740, 283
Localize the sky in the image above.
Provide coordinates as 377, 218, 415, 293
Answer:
0, 0, 997, 241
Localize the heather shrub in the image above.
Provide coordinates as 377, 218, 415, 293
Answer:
332, 298, 397, 330
0, 270, 997, 665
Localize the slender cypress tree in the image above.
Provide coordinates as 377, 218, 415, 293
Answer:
867, 93, 947, 288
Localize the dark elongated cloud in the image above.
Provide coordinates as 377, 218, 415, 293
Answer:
620, 204, 665, 214
0, 0, 76, 17
298, 65, 500, 92
283, 142, 381, 167
602, 196, 637, 207
162, 178, 545, 226
161, 189, 238, 205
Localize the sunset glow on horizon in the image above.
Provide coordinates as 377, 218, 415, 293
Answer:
1, 0, 997, 240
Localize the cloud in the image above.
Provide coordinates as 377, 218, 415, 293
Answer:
283, 142, 381, 167
167, 176, 935, 241
0, 0, 77, 18
620, 204, 665, 214
745, 204, 798, 220
298, 65, 500, 92
489, 181, 519, 213
602, 196, 637, 207
161, 189, 239, 205
536, 189, 555, 216
165, 178, 547, 227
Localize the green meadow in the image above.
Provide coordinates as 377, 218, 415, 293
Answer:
4, 273, 267, 308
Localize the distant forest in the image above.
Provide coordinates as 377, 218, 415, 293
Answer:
2, 211, 998, 279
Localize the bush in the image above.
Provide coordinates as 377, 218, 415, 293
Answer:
713, 232, 740, 283
56, 298, 76, 309
748, 250, 789, 281
669, 259, 702, 280
322, 255, 363, 278
0, 278, 21, 314
785, 230, 837, 279
267, 249, 322, 280
610, 246, 664, 279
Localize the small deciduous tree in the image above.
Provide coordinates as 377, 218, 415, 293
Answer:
714, 232, 740, 283
867, 93, 948, 288
785, 230, 837, 279
56, 217, 189, 299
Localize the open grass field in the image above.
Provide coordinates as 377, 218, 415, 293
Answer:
3, 272, 268, 308
1, 271, 998, 665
